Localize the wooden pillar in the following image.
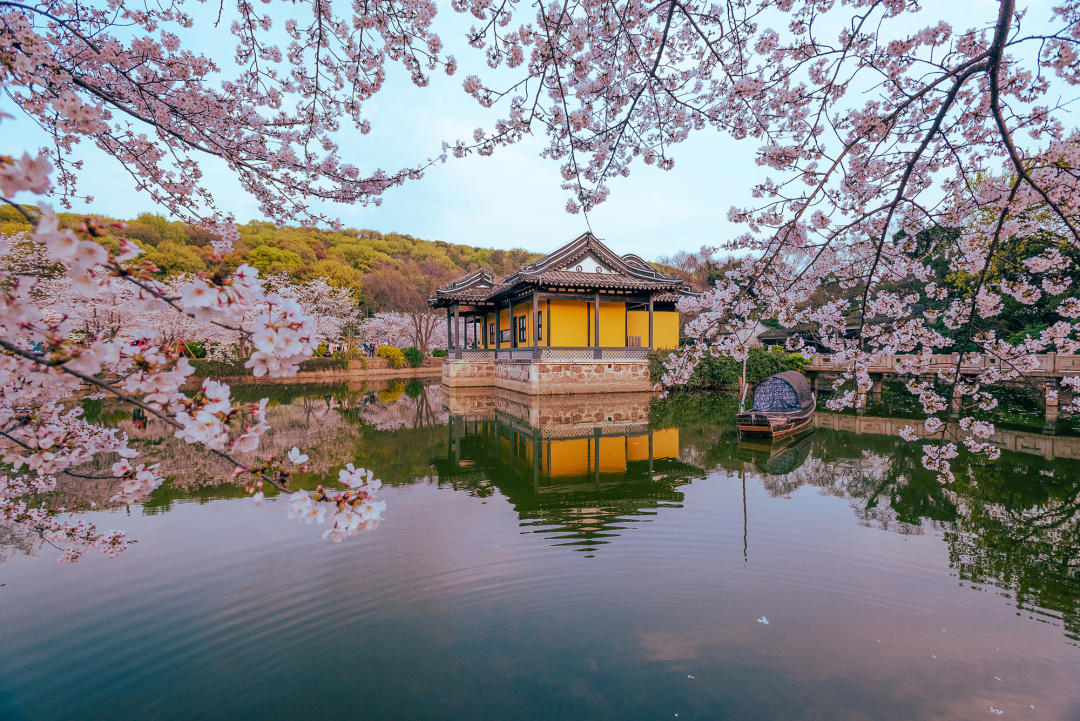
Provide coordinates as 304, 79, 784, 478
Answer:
532, 288, 539, 358
494, 304, 501, 358
593, 427, 601, 488
453, 303, 460, 358
546, 299, 551, 347
648, 293, 654, 350
446, 307, 452, 352
509, 298, 515, 348
594, 290, 601, 359
447, 415, 454, 458
453, 414, 460, 463
533, 436, 540, 493
648, 427, 654, 474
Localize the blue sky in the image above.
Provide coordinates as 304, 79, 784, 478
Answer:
1, 0, 1044, 259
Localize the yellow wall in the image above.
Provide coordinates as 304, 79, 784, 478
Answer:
511, 301, 532, 347
652, 428, 679, 459
548, 299, 589, 347
654, 312, 680, 349
480, 301, 678, 349
595, 302, 626, 347
598, 436, 626, 475
626, 434, 650, 462
623, 310, 681, 349
547, 438, 590, 479
626, 312, 648, 348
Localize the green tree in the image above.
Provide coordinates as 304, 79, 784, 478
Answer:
248, 245, 304, 273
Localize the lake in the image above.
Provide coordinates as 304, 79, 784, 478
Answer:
2, 380, 1078, 720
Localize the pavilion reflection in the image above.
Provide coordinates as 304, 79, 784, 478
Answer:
437, 388, 703, 552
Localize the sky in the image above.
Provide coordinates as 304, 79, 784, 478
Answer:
1, 0, 1045, 260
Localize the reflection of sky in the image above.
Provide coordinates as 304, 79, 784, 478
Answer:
2, 467, 1077, 720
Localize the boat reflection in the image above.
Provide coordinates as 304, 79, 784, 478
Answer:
735, 430, 815, 476
437, 388, 704, 552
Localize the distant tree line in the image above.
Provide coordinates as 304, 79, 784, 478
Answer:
0, 205, 541, 317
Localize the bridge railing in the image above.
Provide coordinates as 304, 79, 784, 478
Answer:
805, 352, 1080, 376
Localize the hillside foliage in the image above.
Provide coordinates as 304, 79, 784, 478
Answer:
0, 205, 540, 311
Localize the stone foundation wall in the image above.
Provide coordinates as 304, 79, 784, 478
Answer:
495, 391, 652, 428
493, 359, 652, 395
442, 359, 497, 387
442, 358, 652, 394
493, 360, 535, 394
442, 386, 496, 416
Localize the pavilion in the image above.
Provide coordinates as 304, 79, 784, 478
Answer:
429, 233, 694, 394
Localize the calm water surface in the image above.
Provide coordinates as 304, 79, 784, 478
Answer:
1, 381, 1078, 720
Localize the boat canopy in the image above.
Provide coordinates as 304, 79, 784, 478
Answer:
752, 371, 813, 413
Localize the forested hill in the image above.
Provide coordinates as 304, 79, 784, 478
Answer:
0, 206, 542, 307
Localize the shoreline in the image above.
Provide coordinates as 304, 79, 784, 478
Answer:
182, 357, 443, 387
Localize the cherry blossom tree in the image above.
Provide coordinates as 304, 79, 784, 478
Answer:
453, 0, 1080, 473
0, 176, 382, 560
0, 0, 455, 226
4, 0, 1080, 558
359, 310, 448, 352
264, 274, 363, 348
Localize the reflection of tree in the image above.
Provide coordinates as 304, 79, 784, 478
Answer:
0, 523, 42, 566
52, 384, 383, 514
648, 393, 736, 471
344, 383, 446, 431
945, 458, 1080, 643
687, 417, 1080, 641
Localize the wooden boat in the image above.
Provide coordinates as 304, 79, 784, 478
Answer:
735, 370, 816, 439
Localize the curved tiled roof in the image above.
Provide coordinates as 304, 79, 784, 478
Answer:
526, 270, 683, 290
431, 232, 694, 306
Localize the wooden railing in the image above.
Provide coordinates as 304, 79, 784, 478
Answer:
450, 346, 651, 361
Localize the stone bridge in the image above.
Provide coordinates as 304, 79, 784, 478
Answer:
805, 351, 1080, 379
804, 352, 1078, 431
